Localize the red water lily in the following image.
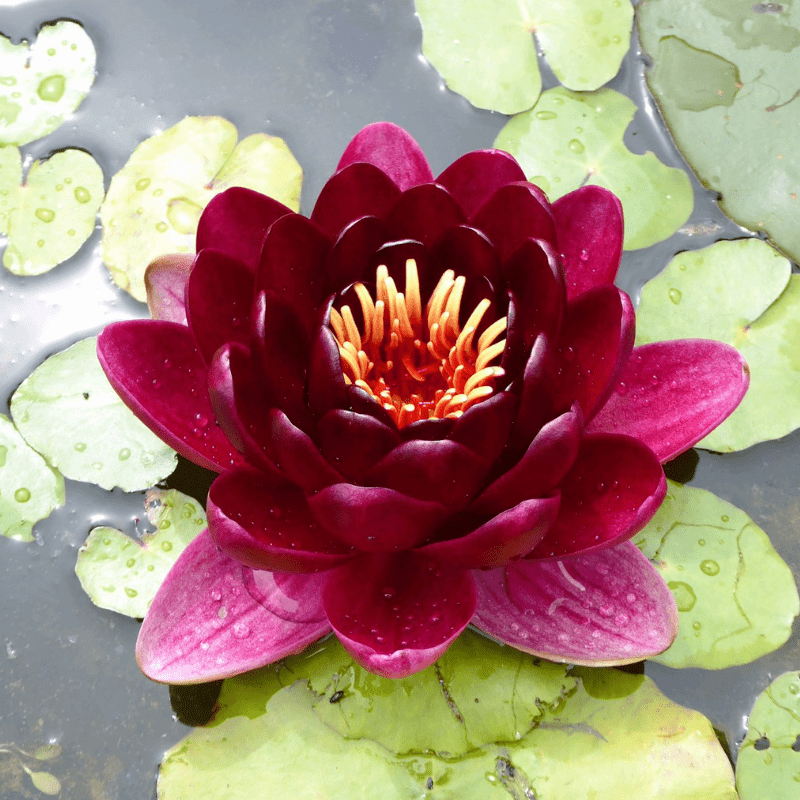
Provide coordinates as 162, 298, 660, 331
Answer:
98, 123, 748, 682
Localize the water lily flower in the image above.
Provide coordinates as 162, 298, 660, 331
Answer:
98, 123, 748, 682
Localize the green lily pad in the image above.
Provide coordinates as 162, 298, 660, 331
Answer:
10, 336, 177, 491
75, 488, 207, 618
635, 480, 798, 669
736, 672, 800, 800
415, 0, 633, 114
635, 237, 800, 451
2, 147, 104, 276
495, 86, 693, 249
638, 0, 800, 262
100, 116, 302, 301
0, 20, 96, 146
0, 413, 64, 542
159, 633, 736, 800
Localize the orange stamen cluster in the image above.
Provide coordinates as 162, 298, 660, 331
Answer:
329, 259, 507, 427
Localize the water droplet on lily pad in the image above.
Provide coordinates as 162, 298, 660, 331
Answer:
668, 580, 697, 612
124, 587, 138, 598
73, 186, 91, 203
118, 447, 131, 461
14, 487, 31, 503
125, 558, 136, 568
74, 442, 87, 451
536, 110, 557, 120
34, 207, 55, 222
568, 138, 585, 153
161, 541, 173, 552
135, 177, 151, 191
700, 559, 720, 576
668, 288, 682, 304
36, 74, 66, 102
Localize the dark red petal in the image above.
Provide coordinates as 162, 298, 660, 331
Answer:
308, 483, 450, 552
186, 249, 255, 365
384, 183, 466, 246
588, 340, 750, 463
257, 214, 331, 337
471, 182, 557, 260
471, 542, 678, 665
324, 216, 388, 293
311, 162, 401, 237
145, 253, 193, 324
308, 325, 349, 419
365, 439, 491, 510
136, 530, 331, 683
97, 321, 243, 472
508, 333, 554, 456
347, 385, 399, 428
322, 552, 476, 678
472, 404, 582, 515
196, 187, 293, 270
553, 185, 623, 301
530, 434, 666, 560
448, 390, 516, 463
317, 409, 402, 482
208, 467, 353, 572
336, 122, 434, 191
552, 286, 635, 420
418, 494, 560, 569
436, 150, 527, 218
367, 239, 429, 296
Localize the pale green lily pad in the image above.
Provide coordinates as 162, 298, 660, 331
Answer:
416, 0, 633, 114
495, 86, 693, 249
638, 0, 800, 262
75, 488, 207, 617
100, 116, 302, 301
0, 413, 64, 542
635, 480, 798, 669
159, 633, 736, 800
0, 20, 96, 146
2, 147, 104, 276
0, 144, 22, 234
736, 672, 800, 800
635, 237, 800, 451
10, 336, 177, 491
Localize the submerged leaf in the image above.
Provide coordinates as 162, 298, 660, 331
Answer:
636, 480, 798, 669
10, 336, 177, 491
0, 413, 64, 542
495, 87, 693, 249
100, 116, 302, 300
635, 238, 800, 451
0, 20, 96, 146
76, 489, 206, 618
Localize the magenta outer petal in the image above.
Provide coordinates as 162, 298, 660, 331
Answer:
144, 253, 194, 324
336, 121, 434, 191
97, 321, 243, 472
588, 340, 750, 463
471, 541, 679, 666
384, 183, 466, 246
136, 530, 331, 684
552, 185, 624, 301
307, 483, 450, 552
418, 494, 560, 570
322, 552, 476, 678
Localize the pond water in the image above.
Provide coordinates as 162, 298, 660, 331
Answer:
1, 0, 798, 797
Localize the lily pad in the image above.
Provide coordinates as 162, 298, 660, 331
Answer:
75, 488, 207, 618
2, 147, 104, 276
635, 480, 798, 669
0, 413, 64, 542
415, 0, 633, 114
10, 336, 177, 491
159, 632, 736, 800
0, 20, 96, 146
100, 116, 302, 301
736, 672, 800, 800
635, 237, 800, 451
495, 86, 693, 249
638, 0, 800, 262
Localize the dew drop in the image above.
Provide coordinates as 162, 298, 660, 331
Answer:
125, 558, 136, 568
135, 177, 152, 191
668, 581, 697, 612
568, 139, 585, 154
217, 606, 228, 619
700, 559, 720, 576
668, 288, 682, 304
210, 589, 222, 601
232, 623, 250, 639
692, 621, 702, 630
721, 515, 729, 523
14, 487, 31, 503
37, 74, 66, 102
118, 447, 131, 461
155, 221, 169, 233
124, 587, 138, 598
74, 186, 91, 203
698, 538, 706, 546
161, 541, 173, 552
535, 110, 557, 120
166, 196, 203, 234
35, 207, 55, 223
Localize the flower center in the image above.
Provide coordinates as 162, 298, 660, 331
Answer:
330, 259, 507, 428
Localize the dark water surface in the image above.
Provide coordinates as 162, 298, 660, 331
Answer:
1, 1, 798, 797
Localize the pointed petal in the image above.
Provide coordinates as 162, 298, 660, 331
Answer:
552, 186, 623, 301
472, 542, 678, 665
418, 494, 560, 569
145, 253, 194, 324
588, 340, 750, 463
196, 187, 293, 270
308, 324, 349, 419
307, 483, 450, 552
136, 530, 331, 683
336, 122, 434, 191
322, 552, 476, 678
436, 149, 526, 218
384, 183, 466, 246
507, 333, 554, 457
208, 467, 354, 572
530, 434, 666, 560
324, 216, 388, 293
448, 390, 517, 464
97, 321, 243, 472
